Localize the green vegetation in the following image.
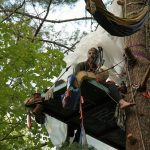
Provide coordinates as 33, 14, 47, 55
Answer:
0, 20, 66, 149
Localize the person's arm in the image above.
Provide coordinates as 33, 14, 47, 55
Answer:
74, 62, 85, 75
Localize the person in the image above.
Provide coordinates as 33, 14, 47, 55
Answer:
62, 47, 100, 106
74, 47, 99, 75
64, 47, 135, 109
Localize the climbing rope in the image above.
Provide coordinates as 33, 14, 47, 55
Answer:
96, 58, 125, 74
126, 60, 146, 150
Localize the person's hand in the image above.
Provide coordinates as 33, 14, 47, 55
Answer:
45, 89, 53, 100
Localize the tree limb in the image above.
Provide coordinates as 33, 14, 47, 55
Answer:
29, 142, 49, 149
33, 0, 52, 39
1, 134, 25, 141
0, 9, 93, 23
40, 39, 74, 51
0, 117, 25, 141
1, 0, 25, 23
64, 40, 79, 53
12, 31, 74, 51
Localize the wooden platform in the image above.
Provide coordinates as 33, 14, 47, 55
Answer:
42, 80, 125, 150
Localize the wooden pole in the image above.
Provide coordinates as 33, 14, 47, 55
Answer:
123, 0, 150, 150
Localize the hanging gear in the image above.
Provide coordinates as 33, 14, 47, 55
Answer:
85, 0, 149, 36
27, 110, 32, 129
97, 46, 105, 66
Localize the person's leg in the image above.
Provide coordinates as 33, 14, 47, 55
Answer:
119, 99, 135, 109
108, 83, 135, 109
107, 83, 122, 102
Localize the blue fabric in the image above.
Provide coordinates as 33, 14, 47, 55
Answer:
67, 74, 76, 89
62, 74, 81, 110
61, 88, 81, 110
93, 9, 148, 37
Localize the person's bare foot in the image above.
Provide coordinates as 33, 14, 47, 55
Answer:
119, 99, 135, 109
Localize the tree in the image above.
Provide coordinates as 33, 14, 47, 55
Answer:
123, 0, 150, 150
60, 142, 96, 150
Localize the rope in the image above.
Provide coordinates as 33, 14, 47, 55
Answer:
128, 44, 145, 48
132, 51, 150, 60
96, 58, 125, 74
127, 43, 150, 60
50, 65, 72, 89
103, 89, 118, 104
126, 61, 146, 150
122, 0, 147, 148
96, 46, 104, 71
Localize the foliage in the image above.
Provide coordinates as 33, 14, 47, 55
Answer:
0, 21, 66, 149
60, 142, 97, 150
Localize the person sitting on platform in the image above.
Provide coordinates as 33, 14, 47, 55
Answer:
63, 47, 135, 109
64, 46, 135, 144
62, 47, 99, 108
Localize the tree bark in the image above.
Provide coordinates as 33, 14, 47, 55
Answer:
124, 0, 150, 150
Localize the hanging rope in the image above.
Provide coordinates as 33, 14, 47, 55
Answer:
126, 61, 146, 150
96, 58, 125, 74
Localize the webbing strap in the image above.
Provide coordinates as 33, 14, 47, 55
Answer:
79, 96, 88, 147
27, 110, 32, 129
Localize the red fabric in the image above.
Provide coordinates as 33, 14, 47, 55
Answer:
143, 90, 150, 99
62, 89, 71, 108
80, 96, 84, 120
27, 111, 32, 129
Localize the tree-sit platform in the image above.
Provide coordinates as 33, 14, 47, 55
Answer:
25, 80, 125, 150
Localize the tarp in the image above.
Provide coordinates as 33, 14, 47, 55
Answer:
85, 0, 149, 36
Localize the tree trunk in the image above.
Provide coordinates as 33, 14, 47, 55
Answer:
124, 0, 150, 150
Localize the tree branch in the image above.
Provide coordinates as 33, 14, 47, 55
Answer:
41, 39, 74, 51
29, 142, 49, 149
13, 31, 74, 51
33, 0, 52, 39
0, 9, 93, 23
0, 117, 25, 141
1, 0, 25, 23
1, 134, 25, 141
64, 40, 79, 53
